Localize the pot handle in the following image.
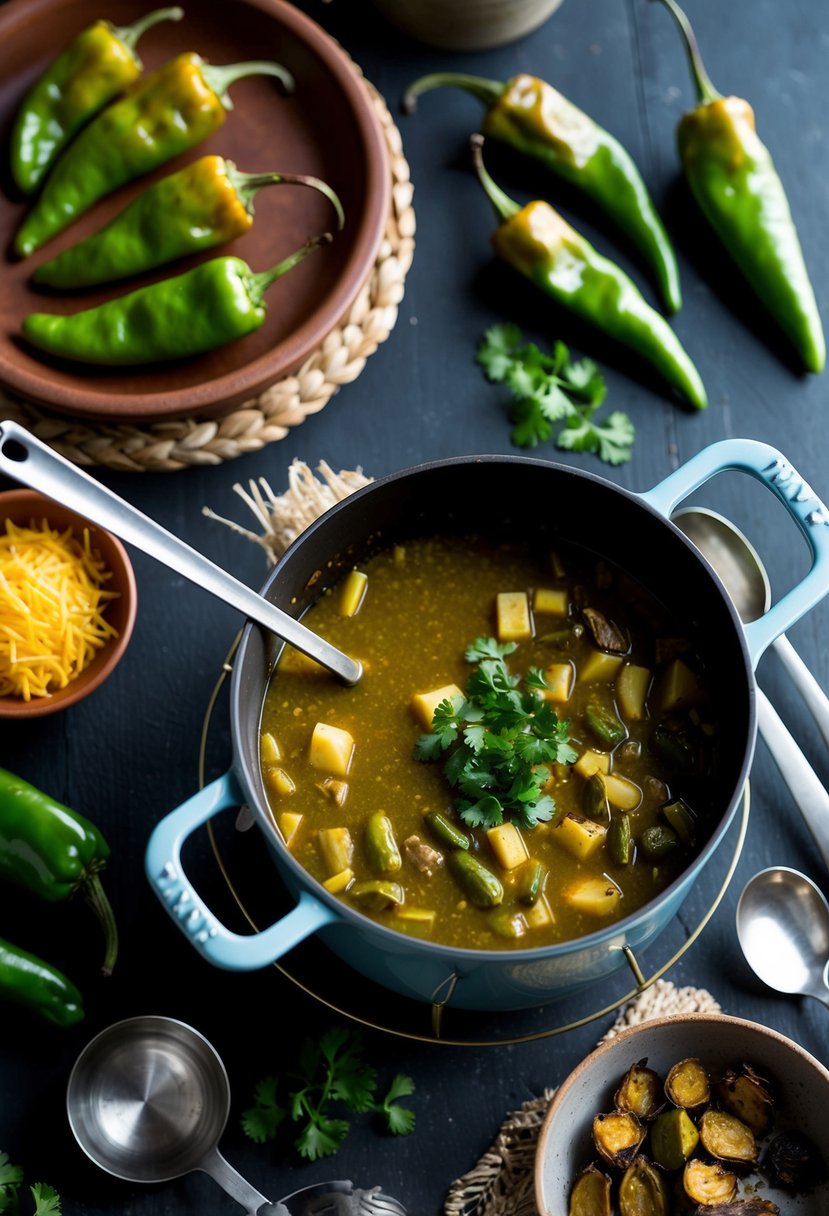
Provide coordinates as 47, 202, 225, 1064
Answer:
144, 771, 337, 970
640, 437, 829, 668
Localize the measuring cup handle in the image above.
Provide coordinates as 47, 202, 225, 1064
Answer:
640, 437, 829, 668
144, 772, 337, 970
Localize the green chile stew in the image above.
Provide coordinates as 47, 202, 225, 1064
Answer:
259, 534, 718, 952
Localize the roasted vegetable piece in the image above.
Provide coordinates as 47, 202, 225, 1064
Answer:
569, 1163, 612, 1216
22, 235, 331, 366
403, 71, 682, 313
657, 0, 825, 373
469, 134, 708, 411
649, 1106, 700, 1170
0, 766, 117, 975
639, 824, 679, 859
661, 797, 697, 847
582, 772, 610, 823
650, 716, 706, 775
665, 1056, 711, 1109
516, 859, 546, 906
582, 608, 628, 654
14, 52, 295, 257
764, 1131, 826, 1191
607, 813, 633, 866
10, 5, 183, 195
584, 692, 627, 749
592, 1110, 645, 1170
618, 1158, 669, 1216
614, 1060, 663, 1121
364, 812, 402, 874
447, 850, 504, 907
699, 1109, 758, 1168
349, 880, 404, 912
715, 1065, 774, 1137
424, 810, 469, 851
0, 935, 84, 1027
683, 1158, 738, 1206
33, 155, 345, 289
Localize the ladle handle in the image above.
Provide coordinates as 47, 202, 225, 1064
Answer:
198, 1147, 274, 1216
772, 634, 829, 752
641, 437, 829, 667
0, 420, 361, 685
757, 687, 829, 874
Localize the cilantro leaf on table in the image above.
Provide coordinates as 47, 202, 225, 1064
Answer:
30, 1185, 61, 1216
415, 637, 577, 830
242, 1027, 415, 1162
0, 1154, 61, 1216
477, 324, 634, 465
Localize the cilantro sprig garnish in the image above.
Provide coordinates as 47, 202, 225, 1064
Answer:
477, 323, 635, 466
0, 1151, 60, 1216
241, 1026, 415, 1162
415, 637, 578, 830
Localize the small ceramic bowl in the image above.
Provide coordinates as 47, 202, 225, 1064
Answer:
372, 0, 564, 50
535, 1011, 829, 1215
0, 488, 137, 718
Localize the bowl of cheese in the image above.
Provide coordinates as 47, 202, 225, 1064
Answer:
0, 489, 136, 717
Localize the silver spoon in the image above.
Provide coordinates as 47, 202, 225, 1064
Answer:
0, 420, 361, 685
674, 506, 829, 749
736, 866, 829, 1010
673, 506, 829, 873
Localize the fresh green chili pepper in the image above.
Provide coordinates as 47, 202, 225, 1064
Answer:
657, 0, 825, 374
404, 71, 681, 314
10, 5, 184, 197
470, 135, 707, 410
0, 767, 117, 975
0, 935, 84, 1027
22, 234, 332, 366
33, 154, 345, 290
14, 51, 295, 258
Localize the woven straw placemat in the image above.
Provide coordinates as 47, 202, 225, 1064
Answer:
443, 981, 722, 1216
0, 80, 414, 473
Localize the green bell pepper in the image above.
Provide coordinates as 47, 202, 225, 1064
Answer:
0, 935, 84, 1027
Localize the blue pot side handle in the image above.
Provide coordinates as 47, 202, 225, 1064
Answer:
144, 771, 338, 970
641, 437, 829, 669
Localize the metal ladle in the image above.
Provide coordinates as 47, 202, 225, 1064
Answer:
0, 420, 361, 685
736, 866, 829, 1010
66, 1015, 406, 1216
673, 506, 829, 873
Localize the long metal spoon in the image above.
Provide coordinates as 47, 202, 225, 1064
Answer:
0, 420, 361, 685
673, 505, 829, 873
736, 866, 829, 1010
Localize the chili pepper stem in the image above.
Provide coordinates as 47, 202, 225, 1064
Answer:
470, 134, 521, 224
403, 72, 503, 114
202, 60, 295, 108
247, 233, 334, 305
656, 0, 721, 103
81, 867, 119, 976
226, 164, 345, 229
115, 5, 184, 50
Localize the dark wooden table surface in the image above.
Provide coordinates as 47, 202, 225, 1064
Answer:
1, 0, 828, 1212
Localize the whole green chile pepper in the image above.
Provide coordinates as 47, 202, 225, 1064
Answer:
0, 767, 118, 975
10, 5, 184, 196
471, 135, 707, 410
23, 234, 332, 366
404, 71, 682, 314
0, 935, 84, 1026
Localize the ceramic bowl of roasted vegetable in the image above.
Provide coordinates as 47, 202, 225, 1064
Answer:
536, 1011, 829, 1215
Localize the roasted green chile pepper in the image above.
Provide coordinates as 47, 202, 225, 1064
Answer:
0, 767, 117, 975
23, 234, 332, 365
471, 135, 707, 410
404, 71, 681, 314
33, 154, 345, 289
0, 935, 84, 1027
14, 51, 295, 258
10, 5, 184, 197
658, 0, 825, 374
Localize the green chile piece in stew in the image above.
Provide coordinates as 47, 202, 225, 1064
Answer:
258, 534, 717, 952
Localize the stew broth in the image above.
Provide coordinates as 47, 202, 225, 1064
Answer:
259, 534, 717, 952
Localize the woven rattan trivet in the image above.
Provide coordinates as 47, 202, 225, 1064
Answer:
443, 981, 722, 1216
0, 80, 414, 473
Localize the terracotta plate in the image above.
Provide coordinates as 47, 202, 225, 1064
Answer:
0, 0, 390, 422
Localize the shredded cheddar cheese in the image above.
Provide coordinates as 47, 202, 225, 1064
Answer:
0, 516, 119, 701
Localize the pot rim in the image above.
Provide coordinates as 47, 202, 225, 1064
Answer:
230, 452, 757, 965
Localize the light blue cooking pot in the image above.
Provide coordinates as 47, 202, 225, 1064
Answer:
145, 439, 829, 1011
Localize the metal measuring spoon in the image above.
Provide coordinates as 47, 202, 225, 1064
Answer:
673, 506, 829, 873
736, 866, 829, 1010
66, 1016, 407, 1216
0, 420, 361, 685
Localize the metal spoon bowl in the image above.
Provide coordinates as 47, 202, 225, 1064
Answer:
736, 866, 829, 1009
